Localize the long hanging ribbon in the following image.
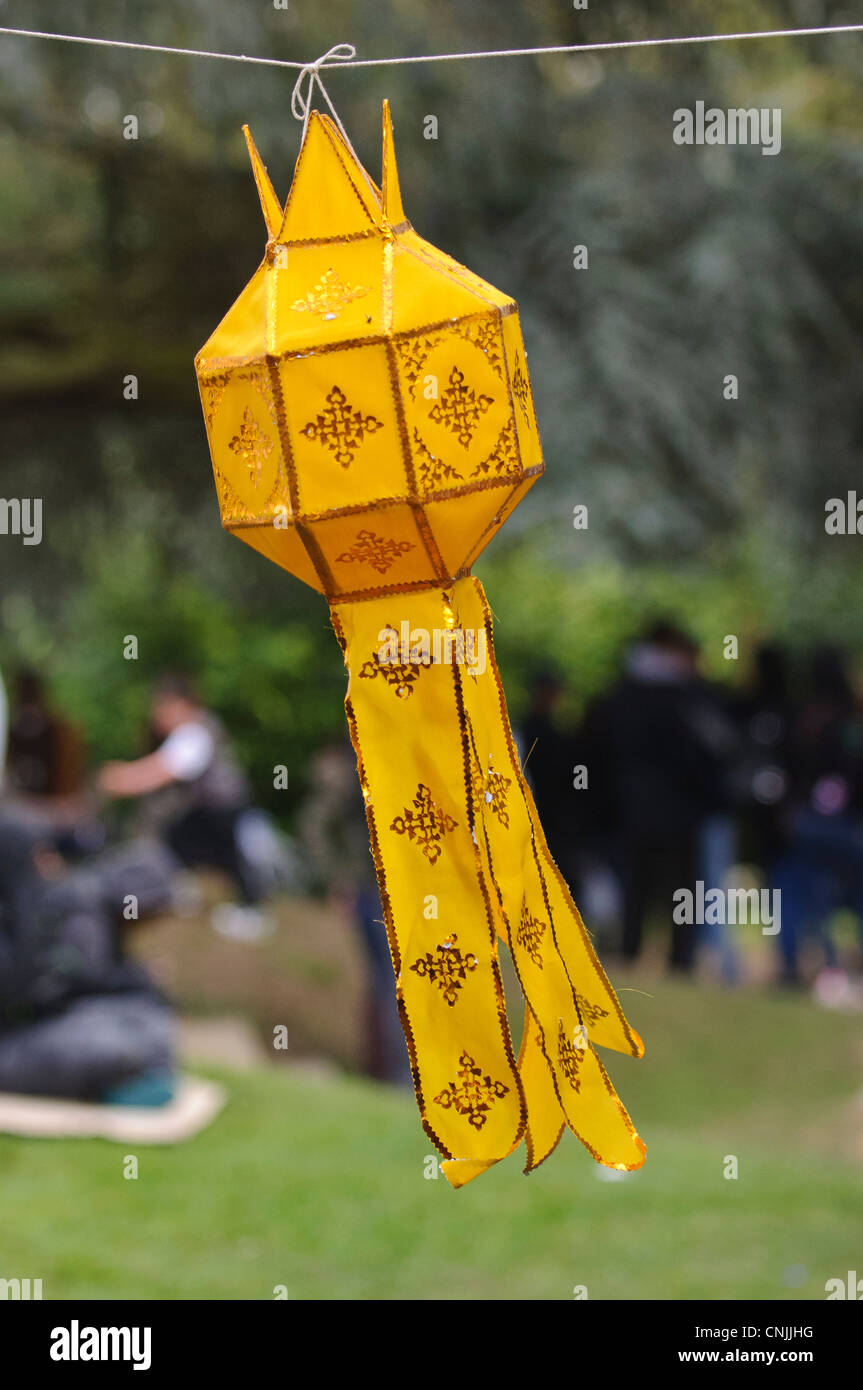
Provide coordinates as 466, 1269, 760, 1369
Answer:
333, 577, 645, 1186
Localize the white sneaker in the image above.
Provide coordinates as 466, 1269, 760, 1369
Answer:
812, 968, 862, 1012
210, 904, 275, 942
594, 1165, 636, 1183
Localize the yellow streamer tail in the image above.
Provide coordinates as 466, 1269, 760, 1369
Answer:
332, 575, 645, 1187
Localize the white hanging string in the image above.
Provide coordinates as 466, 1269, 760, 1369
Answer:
1, 22, 863, 78
3, 22, 863, 148
0, 25, 309, 69
303, 24, 863, 69
290, 43, 356, 144
289, 44, 382, 199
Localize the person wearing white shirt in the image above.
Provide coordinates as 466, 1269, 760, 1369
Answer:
97, 676, 264, 931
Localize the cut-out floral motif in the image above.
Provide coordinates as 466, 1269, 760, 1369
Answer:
336, 529, 414, 575
473, 419, 519, 478
511, 355, 531, 426
434, 1051, 509, 1129
558, 1018, 586, 1093
429, 366, 493, 448
471, 752, 511, 828
517, 903, 546, 969
302, 386, 383, 468
228, 407, 273, 487
291, 268, 370, 321
390, 783, 457, 864
413, 427, 463, 492
575, 993, 610, 1027
359, 625, 425, 698
410, 934, 478, 1006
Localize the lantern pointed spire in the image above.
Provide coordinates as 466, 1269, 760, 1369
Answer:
278, 111, 381, 243
242, 125, 284, 240
381, 99, 406, 226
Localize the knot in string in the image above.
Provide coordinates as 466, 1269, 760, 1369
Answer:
289, 43, 381, 205
290, 43, 356, 140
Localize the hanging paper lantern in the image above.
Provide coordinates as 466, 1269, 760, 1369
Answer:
195, 101, 645, 1187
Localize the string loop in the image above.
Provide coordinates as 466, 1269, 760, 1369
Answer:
288, 43, 381, 203
290, 43, 356, 143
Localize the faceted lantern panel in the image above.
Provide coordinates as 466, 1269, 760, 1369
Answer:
500, 312, 543, 474
198, 359, 290, 529
312, 505, 440, 600
396, 316, 517, 495
270, 239, 388, 351
277, 343, 405, 517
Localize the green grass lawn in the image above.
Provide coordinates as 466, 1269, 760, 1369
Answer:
1, 977, 861, 1300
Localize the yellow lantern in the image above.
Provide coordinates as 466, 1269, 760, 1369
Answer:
196, 102, 645, 1186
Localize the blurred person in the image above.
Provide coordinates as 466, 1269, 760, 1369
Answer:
594, 621, 727, 972
771, 646, 863, 997
0, 814, 177, 1102
734, 644, 797, 868
571, 690, 626, 940
679, 636, 744, 984
1, 667, 102, 860
519, 671, 581, 891
96, 675, 268, 939
0, 664, 7, 784
6, 668, 84, 798
300, 741, 411, 1086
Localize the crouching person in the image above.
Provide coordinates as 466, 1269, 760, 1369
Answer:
96, 675, 269, 939
0, 818, 177, 1104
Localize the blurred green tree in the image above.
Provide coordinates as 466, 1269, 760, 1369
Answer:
1, 0, 862, 804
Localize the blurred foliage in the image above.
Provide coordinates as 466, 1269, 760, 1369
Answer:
1, 526, 344, 810
2, 0, 863, 809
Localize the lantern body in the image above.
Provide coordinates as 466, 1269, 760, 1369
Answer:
195, 109, 542, 600
195, 104, 645, 1187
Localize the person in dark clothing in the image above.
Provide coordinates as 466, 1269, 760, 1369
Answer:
770, 647, 863, 986
734, 644, 797, 868
680, 644, 747, 983
520, 672, 581, 891
6, 669, 84, 797
0, 816, 176, 1101
595, 622, 726, 971
300, 742, 411, 1087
